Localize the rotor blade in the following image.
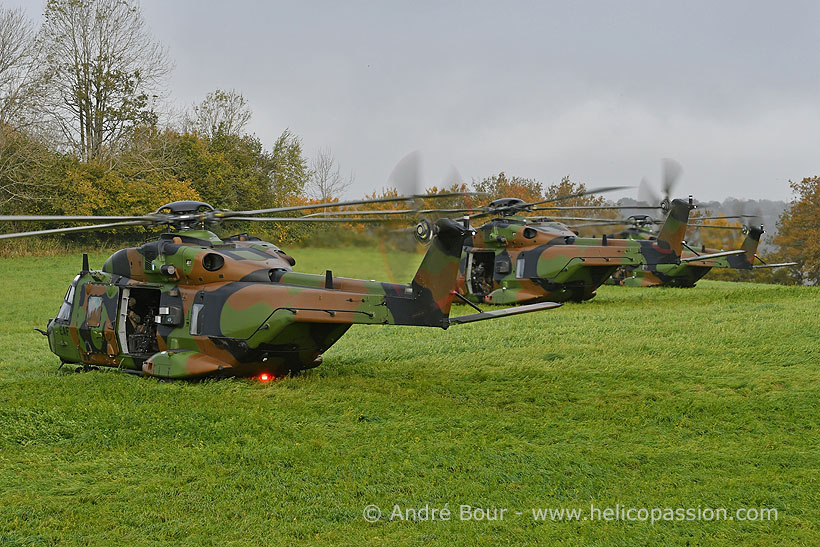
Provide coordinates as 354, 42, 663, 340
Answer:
0, 215, 154, 222
661, 158, 683, 200
418, 207, 481, 214
688, 223, 743, 230
442, 165, 464, 188
526, 185, 633, 208
0, 220, 151, 240
303, 206, 484, 218
637, 178, 660, 206
402, 203, 487, 215
228, 216, 401, 223
749, 207, 764, 229
694, 214, 754, 220
532, 205, 659, 211
387, 150, 422, 196
533, 215, 630, 222
466, 185, 632, 220
223, 192, 484, 218
729, 200, 745, 220
564, 221, 634, 228
301, 209, 418, 217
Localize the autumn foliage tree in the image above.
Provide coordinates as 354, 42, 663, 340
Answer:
0, 0, 323, 252
473, 172, 543, 203
772, 176, 820, 284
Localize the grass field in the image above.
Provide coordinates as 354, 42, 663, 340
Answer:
1, 247, 818, 545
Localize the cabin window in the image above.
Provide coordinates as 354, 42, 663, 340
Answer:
516, 256, 526, 279
202, 253, 225, 271
65, 283, 76, 304
86, 296, 103, 327
190, 303, 205, 335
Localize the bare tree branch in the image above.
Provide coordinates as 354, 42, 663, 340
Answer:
307, 146, 353, 201
185, 89, 252, 139
39, 0, 172, 161
0, 7, 50, 129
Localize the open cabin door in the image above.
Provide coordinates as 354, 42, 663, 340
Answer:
465, 250, 496, 297
117, 287, 161, 356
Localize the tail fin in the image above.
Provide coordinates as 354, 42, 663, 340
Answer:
740, 225, 763, 265
412, 218, 467, 306
655, 198, 693, 256
729, 225, 763, 269
386, 218, 467, 327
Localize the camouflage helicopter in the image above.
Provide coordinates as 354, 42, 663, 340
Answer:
1, 196, 559, 380
405, 187, 743, 305
581, 214, 799, 287
534, 158, 795, 288
450, 196, 747, 304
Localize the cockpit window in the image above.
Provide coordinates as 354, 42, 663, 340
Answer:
65, 275, 79, 304
57, 300, 72, 321
56, 275, 80, 321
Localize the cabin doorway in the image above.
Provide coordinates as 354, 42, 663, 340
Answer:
118, 287, 161, 356
466, 251, 495, 297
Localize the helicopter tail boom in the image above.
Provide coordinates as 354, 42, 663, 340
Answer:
267, 218, 555, 329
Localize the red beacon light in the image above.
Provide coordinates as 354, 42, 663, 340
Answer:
259, 373, 271, 382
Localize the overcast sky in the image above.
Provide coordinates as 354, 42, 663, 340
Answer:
14, 0, 820, 202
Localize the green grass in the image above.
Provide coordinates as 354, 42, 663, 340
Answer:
1, 248, 818, 545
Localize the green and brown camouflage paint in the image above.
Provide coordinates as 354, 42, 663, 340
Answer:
456, 198, 693, 304
617, 226, 761, 287
46, 218, 525, 379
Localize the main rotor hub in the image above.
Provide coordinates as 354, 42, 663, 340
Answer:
152, 201, 220, 230
488, 198, 530, 216
154, 201, 215, 215
627, 214, 656, 227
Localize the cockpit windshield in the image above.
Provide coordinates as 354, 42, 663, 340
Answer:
56, 275, 80, 321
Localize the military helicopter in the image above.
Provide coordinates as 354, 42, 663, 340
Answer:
1, 196, 559, 380
581, 214, 799, 287
405, 186, 745, 304
532, 158, 796, 288
450, 196, 747, 304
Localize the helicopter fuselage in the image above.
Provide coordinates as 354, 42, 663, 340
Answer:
613, 226, 760, 287
456, 215, 685, 304
46, 226, 467, 379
